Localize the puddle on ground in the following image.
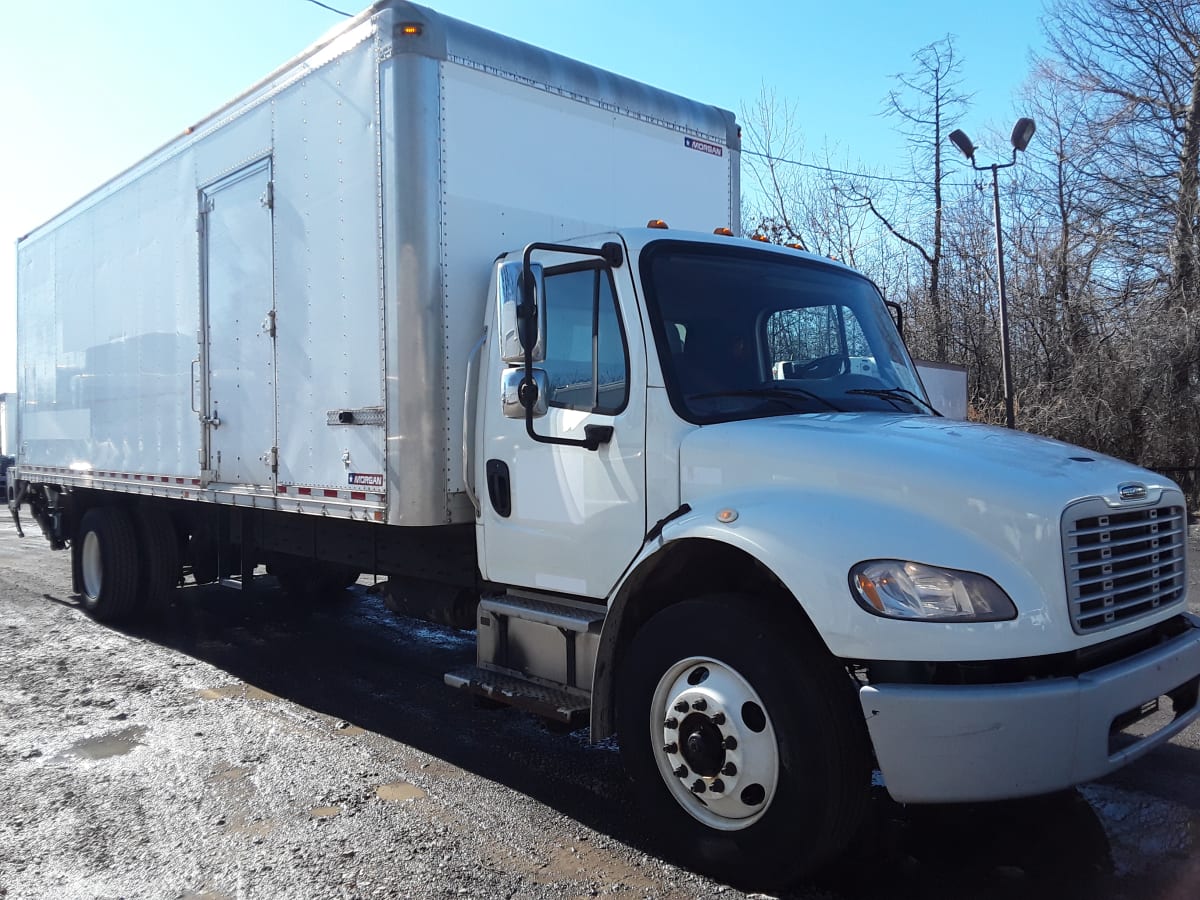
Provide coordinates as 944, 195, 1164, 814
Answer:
225, 815, 275, 837
309, 806, 341, 818
206, 766, 253, 783
58, 726, 147, 761
196, 684, 278, 702
376, 781, 426, 803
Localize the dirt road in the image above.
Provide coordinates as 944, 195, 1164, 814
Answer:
2, 519, 1199, 899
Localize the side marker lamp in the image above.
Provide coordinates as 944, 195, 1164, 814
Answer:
849, 560, 1016, 622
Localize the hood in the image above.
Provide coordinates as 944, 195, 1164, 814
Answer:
678, 413, 1173, 532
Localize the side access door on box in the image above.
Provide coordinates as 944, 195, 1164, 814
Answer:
197, 158, 278, 489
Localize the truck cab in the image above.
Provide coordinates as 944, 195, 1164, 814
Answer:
461, 226, 1200, 883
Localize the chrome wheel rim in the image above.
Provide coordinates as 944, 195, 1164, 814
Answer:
650, 656, 779, 831
81, 531, 103, 600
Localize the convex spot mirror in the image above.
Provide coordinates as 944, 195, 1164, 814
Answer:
502, 367, 548, 419
498, 259, 545, 364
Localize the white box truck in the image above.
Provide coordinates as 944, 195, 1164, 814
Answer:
10, 1, 1200, 886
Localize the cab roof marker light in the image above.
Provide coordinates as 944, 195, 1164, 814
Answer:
713, 227, 734, 236
750, 234, 770, 243
647, 219, 669, 229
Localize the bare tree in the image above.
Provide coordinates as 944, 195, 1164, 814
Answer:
1036, 0, 1200, 479
1043, 0, 1200, 302
847, 36, 972, 361
740, 89, 892, 276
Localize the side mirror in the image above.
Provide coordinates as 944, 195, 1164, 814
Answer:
497, 260, 545, 364
502, 367, 548, 418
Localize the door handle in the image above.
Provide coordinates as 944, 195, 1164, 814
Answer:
485, 459, 511, 518
190, 360, 201, 413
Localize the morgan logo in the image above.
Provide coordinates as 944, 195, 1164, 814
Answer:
348, 472, 384, 488
1118, 482, 1147, 502
684, 136, 723, 157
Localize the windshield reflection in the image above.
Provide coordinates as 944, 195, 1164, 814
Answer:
639, 241, 930, 424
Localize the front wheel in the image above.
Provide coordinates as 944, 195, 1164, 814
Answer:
616, 595, 870, 887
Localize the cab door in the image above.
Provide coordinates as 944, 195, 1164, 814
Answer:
477, 243, 646, 599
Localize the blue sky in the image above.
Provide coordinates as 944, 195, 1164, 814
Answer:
0, 0, 1048, 393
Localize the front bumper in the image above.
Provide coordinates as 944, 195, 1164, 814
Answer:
860, 613, 1200, 803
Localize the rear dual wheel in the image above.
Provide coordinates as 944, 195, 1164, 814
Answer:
617, 594, 870, 887
75, 505, 182, 622
77, 507, 141, 622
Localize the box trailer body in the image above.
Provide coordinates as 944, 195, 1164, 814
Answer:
11, 2, 1200, 888
15, 4, 736, 527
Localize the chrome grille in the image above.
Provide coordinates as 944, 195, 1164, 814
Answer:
1062, 500, 1187, 634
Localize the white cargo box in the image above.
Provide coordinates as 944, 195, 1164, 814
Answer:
15, 1, 738, 527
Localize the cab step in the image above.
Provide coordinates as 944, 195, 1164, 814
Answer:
445, 665, 590, 726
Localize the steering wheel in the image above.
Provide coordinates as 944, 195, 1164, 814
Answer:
794, 354, 847, 379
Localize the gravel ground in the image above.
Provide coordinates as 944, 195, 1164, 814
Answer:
1, 519, 1199, 899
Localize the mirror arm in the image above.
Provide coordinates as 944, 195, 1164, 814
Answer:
519, 241, 624, 452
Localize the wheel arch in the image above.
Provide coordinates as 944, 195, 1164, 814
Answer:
590, 536, 829, 740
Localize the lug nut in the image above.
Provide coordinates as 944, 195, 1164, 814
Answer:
691, 779, 706, 794
721, 762, 737, 776
663, 742, 678, 754
692, 698, 708, 711
664, 717, 678, 730
674, 700, 689, 713
710, 779, 725, 793
673, 765, 688, 778
722, 736, 738, 750
711, 712, 726, 725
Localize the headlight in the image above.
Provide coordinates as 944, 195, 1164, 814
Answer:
849, 560, 1016, 622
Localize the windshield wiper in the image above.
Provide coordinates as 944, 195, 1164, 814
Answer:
688, 387, 845, 413
845, 386, 941, 416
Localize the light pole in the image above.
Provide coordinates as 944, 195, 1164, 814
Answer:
948, 117, 1036, 429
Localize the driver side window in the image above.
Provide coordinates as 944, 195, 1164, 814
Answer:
540, 265, 629, 414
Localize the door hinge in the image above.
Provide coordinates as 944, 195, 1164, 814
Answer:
262, 308, 277, 339
262, 446, 278, 474
261, 180, 274, 210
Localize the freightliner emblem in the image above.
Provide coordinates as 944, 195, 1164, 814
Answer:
1118, 482, 1148, 502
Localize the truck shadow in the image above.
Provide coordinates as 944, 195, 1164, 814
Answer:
109, 581, 1120, 899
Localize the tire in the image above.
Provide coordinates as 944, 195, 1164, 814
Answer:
76, 507, 142, 622
135, 507, 181, 610
616, 594, 870, 888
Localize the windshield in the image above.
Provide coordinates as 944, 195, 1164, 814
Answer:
639, 241, 929, 424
